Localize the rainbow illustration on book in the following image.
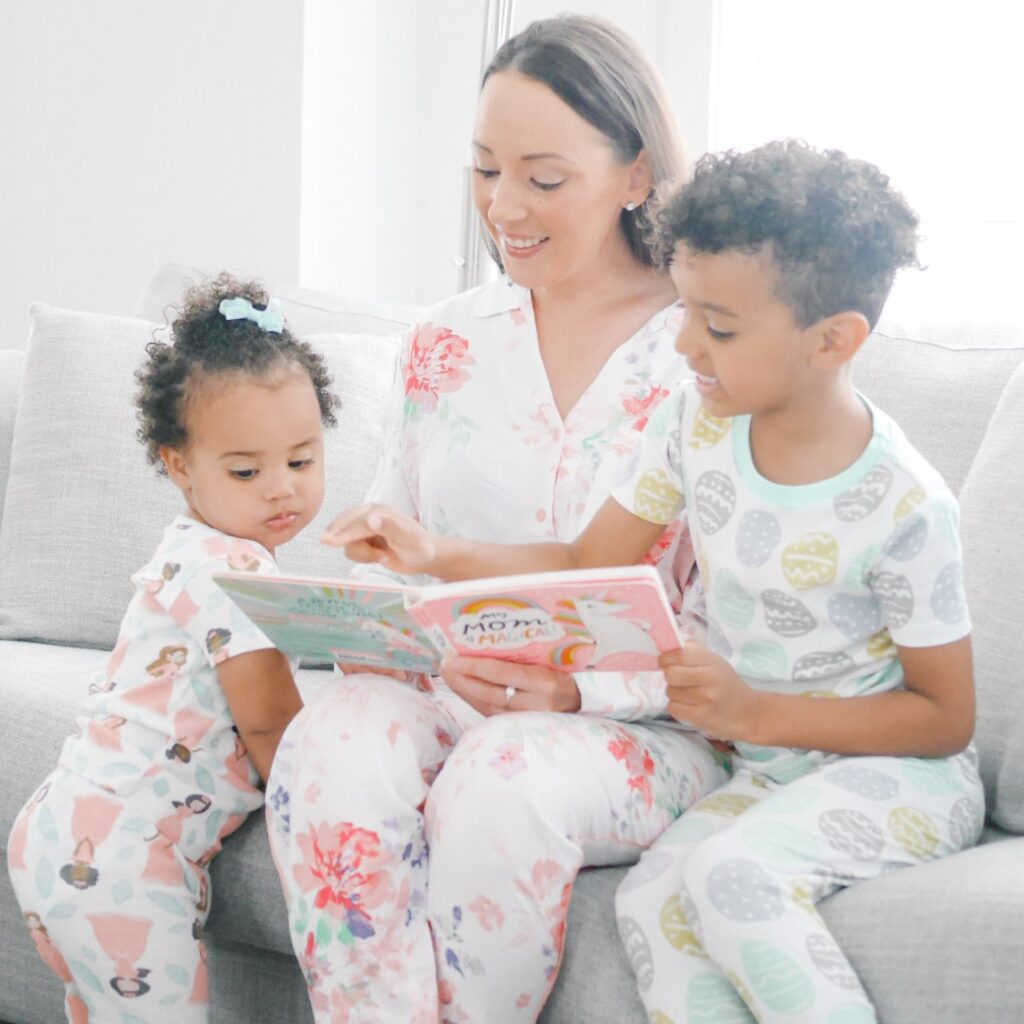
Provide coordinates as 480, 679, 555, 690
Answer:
440, 590, 662, 670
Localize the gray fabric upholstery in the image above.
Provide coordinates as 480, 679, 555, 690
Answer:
0, 305, 400, 648
0, 348, 24, 520
959, 358, 1024, 832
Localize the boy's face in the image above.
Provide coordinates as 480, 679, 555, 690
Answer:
160, 368, 325, 555
670, 242, 821, 419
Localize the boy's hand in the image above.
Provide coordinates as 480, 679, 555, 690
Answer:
661, 641, 762, 743
321, 504, 436, 575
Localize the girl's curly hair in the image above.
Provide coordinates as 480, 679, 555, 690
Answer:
136, 272, 339, 474
654, 139, 920, 328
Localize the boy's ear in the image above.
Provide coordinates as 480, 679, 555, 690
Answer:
810, 311, 871, 369
160, 446, 191, 493
625, 149, 653, 206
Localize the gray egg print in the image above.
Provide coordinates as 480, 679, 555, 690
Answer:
694, 470, 736, 535
828, 593, 883, 643
869, 571, 914, 629
705, 859, 785, 921
762, 589, 817, 637
707, 618, 734, 658
825, 764, 900, 801
793, 650, 856, 682
833, 464, 894, 523
947, 795, 984, 849
931, 563, 967, 624
883, 512, 928, 561
618, 916, 655, 991
806, 933, 861, 990
736, 509, 781, 567
819, 808, 885, 860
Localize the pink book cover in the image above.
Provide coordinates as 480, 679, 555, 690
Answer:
406, 564, 682, 673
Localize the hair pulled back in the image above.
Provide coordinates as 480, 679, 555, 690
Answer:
484, 14, 685, 268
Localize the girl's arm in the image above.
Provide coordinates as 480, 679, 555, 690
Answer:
324, 496, 666, 580
217, 650, 303, 781
664, 635, 975, 758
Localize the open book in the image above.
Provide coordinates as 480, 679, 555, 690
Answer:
214, 564, 683, 676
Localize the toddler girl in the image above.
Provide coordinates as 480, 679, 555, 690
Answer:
7, 273, 338, 1024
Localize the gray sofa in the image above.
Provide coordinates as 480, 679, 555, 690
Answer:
2, 263, 1023, 1024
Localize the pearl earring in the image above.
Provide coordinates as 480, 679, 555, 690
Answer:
624, 201, 639, 212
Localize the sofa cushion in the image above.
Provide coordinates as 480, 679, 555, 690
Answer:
958, 357, 1024, 832
134, 262, 417, 340
854, 316, 1024, 495
0, 304, 401, 648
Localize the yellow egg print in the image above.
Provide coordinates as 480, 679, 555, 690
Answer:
634, 468, 683, 525
660, 894, 707, 957
695, 792, 761, 817
866, 628, 896, 660
689, 405, 731, 449
894, 485, 926, 522
889, 806, 939, 858
781, 532, 839, 589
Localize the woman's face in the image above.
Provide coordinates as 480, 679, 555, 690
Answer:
472, 70, 644, 291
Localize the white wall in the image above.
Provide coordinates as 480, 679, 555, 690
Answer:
0, 0, 304, 350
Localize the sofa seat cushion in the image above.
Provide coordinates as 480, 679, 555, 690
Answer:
0, 304, 401, 649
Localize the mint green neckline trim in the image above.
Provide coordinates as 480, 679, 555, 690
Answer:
731, 395, 887, 508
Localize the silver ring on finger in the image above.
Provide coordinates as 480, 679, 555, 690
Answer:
504, 684, 516, 707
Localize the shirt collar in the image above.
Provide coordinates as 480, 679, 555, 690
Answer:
473, 275, 529, 318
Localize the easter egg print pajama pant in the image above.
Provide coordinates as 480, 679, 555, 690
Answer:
614, 749, 985, 1024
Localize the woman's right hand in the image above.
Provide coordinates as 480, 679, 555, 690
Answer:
321, 503, 437, 575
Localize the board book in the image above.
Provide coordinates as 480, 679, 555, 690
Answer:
214, 564, 683, 676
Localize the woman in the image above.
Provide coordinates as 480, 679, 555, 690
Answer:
267, 16, 728, 1023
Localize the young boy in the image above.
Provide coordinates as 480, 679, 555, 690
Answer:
327, 140, 984, 1023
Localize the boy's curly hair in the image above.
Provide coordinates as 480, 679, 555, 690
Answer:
136, 272, 339, 474
655, 139, 920, 328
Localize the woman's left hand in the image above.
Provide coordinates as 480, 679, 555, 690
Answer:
440, 656, 582, 717
661, 641, 763, 742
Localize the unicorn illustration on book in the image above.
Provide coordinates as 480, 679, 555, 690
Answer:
571, 595, 659, 669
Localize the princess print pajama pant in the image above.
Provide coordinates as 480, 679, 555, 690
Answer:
614, 749, 985, 1024
265, 674, 729, 1024
8, 769, 221, 1024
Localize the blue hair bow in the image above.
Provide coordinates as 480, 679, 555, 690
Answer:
219, 296, 285, 333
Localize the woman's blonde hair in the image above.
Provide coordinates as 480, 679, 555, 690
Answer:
483, 14, 687, 268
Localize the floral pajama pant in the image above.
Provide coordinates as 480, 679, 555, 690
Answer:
614, 748, 985, 1024
264, 674, 728, 1024
8, 769, 220, 1024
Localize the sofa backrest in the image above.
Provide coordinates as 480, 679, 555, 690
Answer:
0, 349, 25, 525
133, 262, 418, 340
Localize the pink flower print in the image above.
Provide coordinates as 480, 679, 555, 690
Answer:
293, 822, 395, 941
514, 859, 573, 953
510, 307, 527, 327
512, 403, 561, 447
623, 384, 671, 432
468, 895, 505, 931
642, 518, 681, 567
404, 322, 474, 412
607, 730, 656, 808
489, 741, 527, 779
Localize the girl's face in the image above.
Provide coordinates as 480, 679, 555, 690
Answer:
471, 70, 649, 291
160, 368, 325, 554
